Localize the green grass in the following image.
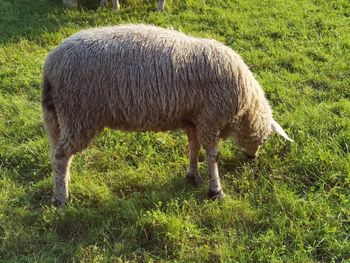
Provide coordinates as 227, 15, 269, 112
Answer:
1, 0, 349, 262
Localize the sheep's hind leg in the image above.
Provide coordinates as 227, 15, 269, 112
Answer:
157, 0, 165, 11
100, 0, 107, 7
52, 139, 74, 207
112, 0, 120, 10
63, 0, 78, 8
184, 127, 202, 186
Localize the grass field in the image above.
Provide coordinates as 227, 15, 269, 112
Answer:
0, 0, 349, 262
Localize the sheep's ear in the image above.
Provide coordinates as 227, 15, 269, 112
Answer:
271, 119, 293, 142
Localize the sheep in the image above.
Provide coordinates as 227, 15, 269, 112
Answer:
42, 24, 292, 206
63, 0, 166, 11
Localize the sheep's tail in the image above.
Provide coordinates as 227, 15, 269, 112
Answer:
42, 77, 60, 152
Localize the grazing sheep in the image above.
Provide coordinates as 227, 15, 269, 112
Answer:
63, 0, 166, 11
42, 24, 292, 206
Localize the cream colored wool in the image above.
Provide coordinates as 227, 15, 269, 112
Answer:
42, 24, 290, 205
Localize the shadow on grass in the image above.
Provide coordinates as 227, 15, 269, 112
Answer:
0, 0, 103, 44
0, 0, 61, 44
1, 143, 281, 261
1, 168, 210, 260
0, 0, 163, 45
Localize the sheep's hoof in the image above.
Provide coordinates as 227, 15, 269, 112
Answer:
208, 189, 225, 201
245, 152, 257, 161
186, 172, 202, 186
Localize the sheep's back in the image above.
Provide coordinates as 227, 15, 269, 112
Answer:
44, 25, 240, 131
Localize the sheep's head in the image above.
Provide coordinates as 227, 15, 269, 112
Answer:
232, 116, 293, 159
232, 129, 268, 159
230, 76, 293, 158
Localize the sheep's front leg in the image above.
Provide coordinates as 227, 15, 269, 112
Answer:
185, 127, 202, 186
112, 0, 120, 10
205, 143, 225, 200
157, 0, 166, 11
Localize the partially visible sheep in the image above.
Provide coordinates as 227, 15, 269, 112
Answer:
99, 0, 120, 10
63, 0, 166, 11
42, 24, 292, 206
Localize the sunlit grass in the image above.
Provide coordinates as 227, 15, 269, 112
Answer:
0, 0, 349, 261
